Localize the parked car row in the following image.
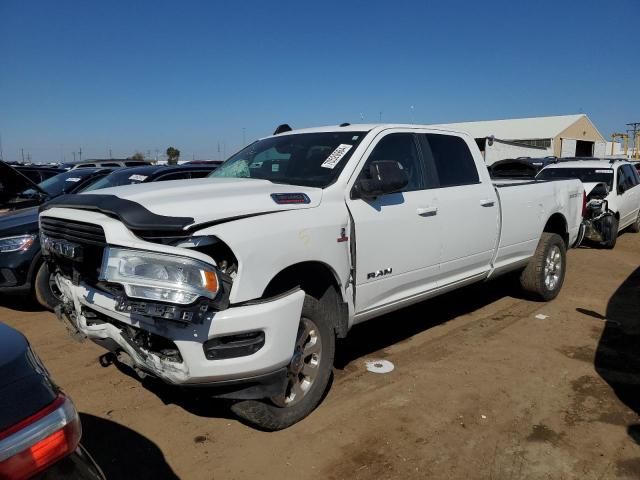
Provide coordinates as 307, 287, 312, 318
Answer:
0, 161, 218, 310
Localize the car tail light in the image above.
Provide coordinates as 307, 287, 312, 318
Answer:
0, 394, 81, 480
582, 190, 587, 218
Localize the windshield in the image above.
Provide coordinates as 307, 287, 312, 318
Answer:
537, 167, 614, 189
210, 131, 367, 188
20, 170, 96, 198
82, 169, 152, 192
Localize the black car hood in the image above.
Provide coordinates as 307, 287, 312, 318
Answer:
0, 206, 39, 236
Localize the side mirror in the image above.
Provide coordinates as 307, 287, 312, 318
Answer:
355, 160, 409, 198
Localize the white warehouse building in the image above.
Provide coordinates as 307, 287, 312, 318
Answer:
434, 114, 606, 165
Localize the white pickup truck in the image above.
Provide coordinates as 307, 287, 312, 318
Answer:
40, 124, 584, 430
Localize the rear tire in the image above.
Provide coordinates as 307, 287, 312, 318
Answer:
35, 263, 63, 311
520, 232, 566, 301
231, 294, 335, 431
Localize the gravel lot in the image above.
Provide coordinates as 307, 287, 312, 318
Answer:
2, 234, 639, 480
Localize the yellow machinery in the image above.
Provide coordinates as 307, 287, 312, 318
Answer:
611, 133, 628, 156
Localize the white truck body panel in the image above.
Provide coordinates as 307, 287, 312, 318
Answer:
40, 124, 585, 386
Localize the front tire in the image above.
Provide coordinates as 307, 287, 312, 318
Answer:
231, 294, 335, 430
34, 263, 63, 311
520, 232, 566, 301
601, 216, 619, 249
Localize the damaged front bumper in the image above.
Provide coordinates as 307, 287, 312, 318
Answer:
582, 213, 617, 244
55, 275, 305, 398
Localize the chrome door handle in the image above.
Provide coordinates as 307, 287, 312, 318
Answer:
417, 206, 438, 217
480, 199, 495, 207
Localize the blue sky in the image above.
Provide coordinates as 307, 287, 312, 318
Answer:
1, 0, 638, 163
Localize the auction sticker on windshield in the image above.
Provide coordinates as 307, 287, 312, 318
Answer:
65, 177, 81, 182
321, 144, 353, 169
128, 174, 148, 182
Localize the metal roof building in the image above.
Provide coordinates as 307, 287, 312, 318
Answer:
433, 114, 606, 161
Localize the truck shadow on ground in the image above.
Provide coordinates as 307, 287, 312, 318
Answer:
102, 272, 526, 426
591, 266, 640, 445
335, 272, 525, 368
79, 413, 179, 479
0, 293, 44, 312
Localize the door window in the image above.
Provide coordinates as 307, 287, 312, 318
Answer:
358, 133, 424, 192
622, 165, 638, 188
422, 134, 479, 187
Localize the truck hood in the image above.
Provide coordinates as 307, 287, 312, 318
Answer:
81, 177, 323, 227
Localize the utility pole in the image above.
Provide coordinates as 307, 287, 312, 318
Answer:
72, 152, 76, 162
626, 122, 640, 160
108, 148, 112, 158
21, 148, 24, 163
78, 147, 82, 162
0, 134, 3, 161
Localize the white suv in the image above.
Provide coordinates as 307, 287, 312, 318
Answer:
537, 159, 640, 248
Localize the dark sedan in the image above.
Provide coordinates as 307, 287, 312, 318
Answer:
0, 164, 218, 310
0, 323, 105, 479
0, 168, 115, 299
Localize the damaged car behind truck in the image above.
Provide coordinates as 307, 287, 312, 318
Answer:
537, 159, 640, 249
40, 124, 585, 430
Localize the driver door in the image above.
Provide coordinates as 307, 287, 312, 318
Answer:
346, 131, 441, 317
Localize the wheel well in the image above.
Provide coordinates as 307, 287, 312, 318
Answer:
263, 262, 349, 338
543, 213, 568, 247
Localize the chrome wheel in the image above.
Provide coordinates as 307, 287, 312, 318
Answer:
49, 273, 64, 301
544, 245, 562, 291
272, 317, 323, 407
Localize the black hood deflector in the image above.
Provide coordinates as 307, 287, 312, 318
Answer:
41, 194, 195, 231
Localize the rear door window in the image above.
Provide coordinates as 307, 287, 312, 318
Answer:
422, 134, 479, 187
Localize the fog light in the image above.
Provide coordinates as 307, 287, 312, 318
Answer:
203, 331, 265, 360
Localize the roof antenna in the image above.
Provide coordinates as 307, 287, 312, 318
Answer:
273, 124, 292, 135
339, 122, 351, 127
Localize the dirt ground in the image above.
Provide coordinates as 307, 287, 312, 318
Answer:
2, 233, 640, 480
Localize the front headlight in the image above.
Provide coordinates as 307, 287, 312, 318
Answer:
0, 234, 37, 253
100, 247, 219, 305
